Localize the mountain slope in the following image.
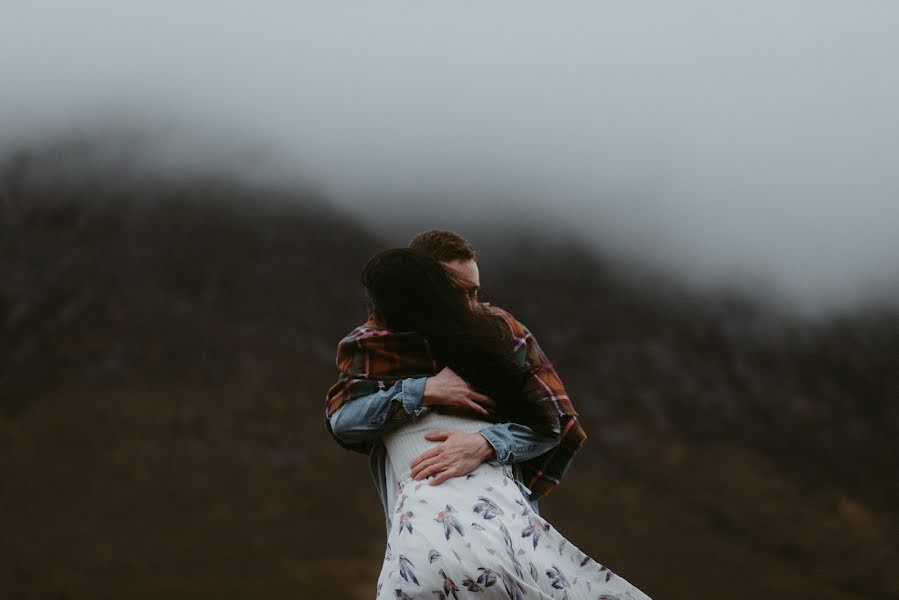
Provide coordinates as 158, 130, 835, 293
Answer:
1, 143, 896, 599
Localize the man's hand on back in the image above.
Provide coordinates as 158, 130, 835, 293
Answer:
411, 368, 499, 485
409, 430, 496, 486
422, 366, 495, 417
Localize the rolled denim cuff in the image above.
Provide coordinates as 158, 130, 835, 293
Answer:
400, 377, 430, 419
478, 427, 511, 463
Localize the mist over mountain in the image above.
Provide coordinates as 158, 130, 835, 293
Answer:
1, 141, 896, 599
3, 2, 899, 316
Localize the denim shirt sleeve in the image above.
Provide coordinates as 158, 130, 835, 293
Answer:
329, 376, 561, 471
477, 421, 561, 465
328, 377, 430, 445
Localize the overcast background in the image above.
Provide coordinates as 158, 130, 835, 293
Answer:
2, 1, 897, 315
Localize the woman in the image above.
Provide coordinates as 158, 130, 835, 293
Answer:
364, 248, 651, 600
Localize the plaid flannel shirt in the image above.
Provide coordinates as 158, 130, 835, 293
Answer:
325, 304, 587, 500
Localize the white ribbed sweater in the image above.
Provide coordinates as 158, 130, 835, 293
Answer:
381, 411, 492, 482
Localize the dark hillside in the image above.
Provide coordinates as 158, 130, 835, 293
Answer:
1, 144, 896, 599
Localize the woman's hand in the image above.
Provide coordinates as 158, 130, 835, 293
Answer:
409, 430, 496, 485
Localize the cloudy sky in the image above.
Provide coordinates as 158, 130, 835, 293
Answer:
2, 1, 897, 315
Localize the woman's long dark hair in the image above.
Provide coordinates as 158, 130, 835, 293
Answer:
361, 248, 556, 437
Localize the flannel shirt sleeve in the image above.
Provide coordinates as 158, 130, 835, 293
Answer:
500, 312, 588, 501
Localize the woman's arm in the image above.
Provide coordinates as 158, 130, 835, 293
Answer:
327, 377, 430, 448
328, 375, 561, 466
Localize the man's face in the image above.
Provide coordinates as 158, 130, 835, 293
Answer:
440, 259, 480, 311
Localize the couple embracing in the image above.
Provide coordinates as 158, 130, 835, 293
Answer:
325, 230, 650, 599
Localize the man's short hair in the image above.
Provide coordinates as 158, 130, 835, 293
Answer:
408, 229, 478, 262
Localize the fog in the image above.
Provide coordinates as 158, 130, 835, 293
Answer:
2, 1, 897, 315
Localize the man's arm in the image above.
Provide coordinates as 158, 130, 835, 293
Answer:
479, 421, 561, 464
491, 307, 587, 501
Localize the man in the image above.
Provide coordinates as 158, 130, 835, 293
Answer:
325, 229, 586, 533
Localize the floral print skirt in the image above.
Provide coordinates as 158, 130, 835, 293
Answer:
375, 460, 651, 600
